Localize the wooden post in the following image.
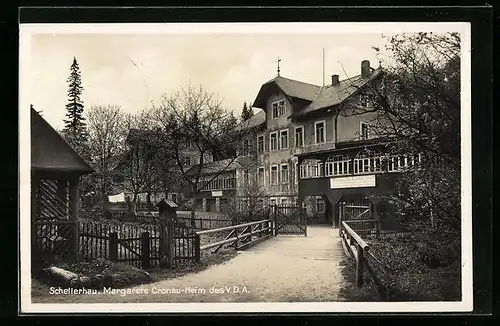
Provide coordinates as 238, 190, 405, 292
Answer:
356, 244, 364, 287
69, 177, 79, 262
159, 222, 167, 268
194, 233, 201, 263
109, 232, 118, 262
234, 226, 239, 249
371, 200, 380, 239
31, 176, 40, 259
271, 206, 275, 236
166, 219, 174, 268
141, 232, 150, 269
303, 207, 307, 237
338, 202, 343, 236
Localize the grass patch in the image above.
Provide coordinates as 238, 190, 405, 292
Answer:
339, 232, 461, 302
148, 249, 237, 281
32, 258, 153, 296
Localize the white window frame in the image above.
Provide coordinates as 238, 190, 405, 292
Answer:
360, 121, 369, 140
314, 120, 326, 144
257, 134, 265, 153
184, 156, 191, 166
295, 162, 299, 184
294, 125, 304, 147
280, 129, 289, 150
316, 196, 325, 212
271, 99, 286, 119
280, 163, 289, 184
243, 169, 250, 185
242, 138, 251, 156
270, 131, 278, 151
258, 167, 265, 186
270, 165, 279, 185
325, 155, 351, 176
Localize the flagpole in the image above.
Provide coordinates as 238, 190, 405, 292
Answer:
322, 48, 325, 86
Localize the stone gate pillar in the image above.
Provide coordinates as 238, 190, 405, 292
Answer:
215, 198, 220, 212
202, 198, 207, 212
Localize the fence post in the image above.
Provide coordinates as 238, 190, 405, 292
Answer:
109, 232, 118, 262
339, 221, 343, 241
69, 177, 80, 262
166, 219, 174, 268
356, 244, 364, 287
234, 226, 239, 249
141, 232, 150, 269
371, 201, 380, 239
303, 207, 307, 237
338, 202, 343, 236
272, 205, 277, 236
194, 233, 201, 263
159, 221, 167, 268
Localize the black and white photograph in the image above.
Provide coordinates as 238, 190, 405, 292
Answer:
19, 22, 472, 313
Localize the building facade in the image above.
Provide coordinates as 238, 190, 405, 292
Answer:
190, 60, 419, 224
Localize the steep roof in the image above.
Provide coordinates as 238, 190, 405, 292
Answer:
298, 69, 382, 116
252, 67, 382, 116
234, 110, 266, 131
31, 108, 94, 174
253, 76, 322, 109
185, 156, 253, 176
185, 158, 236, 176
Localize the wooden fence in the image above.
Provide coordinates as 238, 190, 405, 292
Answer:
175, 217, 234, 230
33, 220, 76, 264
78, 219, 197, 269
340, 220, 398, 299
195, 219, 272, 257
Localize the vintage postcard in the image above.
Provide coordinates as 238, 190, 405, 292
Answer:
19, 22, 472, 313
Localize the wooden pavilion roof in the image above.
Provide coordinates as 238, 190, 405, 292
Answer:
31, 108, 94, 175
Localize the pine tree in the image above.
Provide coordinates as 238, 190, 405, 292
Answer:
241, 101, 254, 121
63, 57, 89, 154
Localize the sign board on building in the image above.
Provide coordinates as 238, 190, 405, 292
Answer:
330, 175, 376, 189
211, 190, 223, 197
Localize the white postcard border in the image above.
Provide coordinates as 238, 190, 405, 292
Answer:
19, 21, 473, 314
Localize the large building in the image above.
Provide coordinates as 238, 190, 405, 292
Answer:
192, 59, 420, 224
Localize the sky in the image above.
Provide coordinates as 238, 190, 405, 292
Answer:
20, 23, 466, 130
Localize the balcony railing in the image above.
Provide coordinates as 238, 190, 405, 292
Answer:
299, 154, 422, 180
269, 184, 296, 194
294, 141, 336, 156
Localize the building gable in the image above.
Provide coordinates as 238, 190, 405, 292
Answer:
31, 108, 94, 174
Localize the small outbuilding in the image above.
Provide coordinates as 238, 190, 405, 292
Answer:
31, 107, 94, 265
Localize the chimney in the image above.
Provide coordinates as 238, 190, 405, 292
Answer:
361, 60, 371, 77
331, 74, 339, 86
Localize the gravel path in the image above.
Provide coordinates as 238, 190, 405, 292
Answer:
34, 225, 347, 303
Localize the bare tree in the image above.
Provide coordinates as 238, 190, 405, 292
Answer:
341, 32, 461, 232
151, 85, 248, 226
118, 109, 159, 213
230, 163, 272, 224
86, 104, 127, 207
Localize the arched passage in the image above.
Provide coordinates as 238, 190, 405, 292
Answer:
302, 195, 329, 224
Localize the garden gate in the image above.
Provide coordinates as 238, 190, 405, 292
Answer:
273, 205, 307, 236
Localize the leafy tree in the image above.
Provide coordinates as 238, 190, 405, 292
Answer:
62, 57, 89, 157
